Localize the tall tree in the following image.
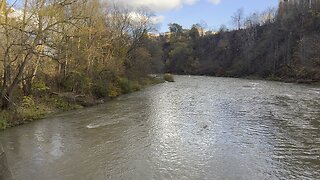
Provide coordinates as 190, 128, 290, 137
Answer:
231, 8, 244, 30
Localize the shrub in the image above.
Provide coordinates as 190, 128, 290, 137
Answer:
92, 81, 108, 98
32, 79, 50, 93
131, 81, 142, 91
117, 77, 141, 94
164, 73, 175, 82
141, 76, 165, 85
20, 96, 47, 121
93, 77, 143, 98
61, 71, 92, 94
0, 111, 9, 129
140, 77, 153, 86
21, 106, 47, 121
107, 84, 122, 98
22, 96, 35, 108
54, 98, 81, 111
117, 77, 132, 94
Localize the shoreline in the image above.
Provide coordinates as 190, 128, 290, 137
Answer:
0, 76, 166, 130
170, 73, 320, 85
2, 74, 318, 130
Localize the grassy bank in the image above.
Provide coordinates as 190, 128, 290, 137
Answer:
0, 76, 165, 130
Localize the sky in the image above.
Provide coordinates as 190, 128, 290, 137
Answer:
159, 0, 278, 32
110, 0, 279, 32
7, 0, 279, 32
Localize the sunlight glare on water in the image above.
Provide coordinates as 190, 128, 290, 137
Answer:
1, 76, 320, 180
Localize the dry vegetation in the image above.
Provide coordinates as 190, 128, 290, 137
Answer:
0, 0, 163, 128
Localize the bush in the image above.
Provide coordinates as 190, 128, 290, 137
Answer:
32, 79, 50, 93
0, 111, 9, 129
107, 84, 122, 98
54, 98, 81, 111
131, 81, 142, 91
164, 73, 175, 82
22, 96, 35, 108
21, 106, 47, 121
60, 71, 92, 94
141, 76, 165, 85
92, 77, 143, 98
92, 81, 108, 98
140, 77, 153, 86
117, 77, 142, 94
117, 77, 132, 94
20, 96, 47, 121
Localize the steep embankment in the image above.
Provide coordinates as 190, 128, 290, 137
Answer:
163, 7, 320, 83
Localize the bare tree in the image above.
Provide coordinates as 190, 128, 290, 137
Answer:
231, 8, 244, 30
260, 7, 276, 24
0, 0, 86, 108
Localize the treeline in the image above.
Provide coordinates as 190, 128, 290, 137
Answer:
0, 0, 162, 128
161, 4, 320, 82
1, 0, 319, 128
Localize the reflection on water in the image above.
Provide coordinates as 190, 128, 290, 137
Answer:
0, 76, 319, 179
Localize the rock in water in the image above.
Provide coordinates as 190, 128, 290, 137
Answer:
0, 145, 13, 180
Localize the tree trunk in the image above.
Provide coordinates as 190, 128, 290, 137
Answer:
1, 90, 13, 110
1, 52, 32, 109
22, 78, 32, 96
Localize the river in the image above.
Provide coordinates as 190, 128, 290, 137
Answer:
0, 76, 319, 180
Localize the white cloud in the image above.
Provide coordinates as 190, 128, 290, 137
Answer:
151, 15, 165, 24
208, 0, 221, 5
128, 12, 164, 24
107, 0, 199, 12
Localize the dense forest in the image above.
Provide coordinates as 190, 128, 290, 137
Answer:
161, 2, 320, 82
0, 0, 163, 128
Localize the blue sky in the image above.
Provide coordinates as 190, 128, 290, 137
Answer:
157, 0, 278, 32
7, 0, 279, 32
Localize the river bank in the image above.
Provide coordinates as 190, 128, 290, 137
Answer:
171, 72, 320, 85
240, 75, 320, 85
0, 76, 166, 130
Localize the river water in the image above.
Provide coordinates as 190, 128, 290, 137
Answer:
0, 76, 319, 180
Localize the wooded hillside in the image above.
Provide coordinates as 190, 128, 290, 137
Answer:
161, 4, 320, 82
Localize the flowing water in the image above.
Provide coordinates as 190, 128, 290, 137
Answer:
0, 76, 320, 180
